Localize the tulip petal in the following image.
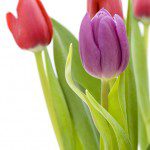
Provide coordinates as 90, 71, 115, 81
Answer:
98, 0, 123, 18
91, 9, 111, 46
79, 13, 101, 78
98, 16, 121, 78
133, 0, 150, 18
87, 0, 99, 18
6, 0, 52, 49
36, 0, 53, 43
6, 13, 17, 33
114, 14, 129, 75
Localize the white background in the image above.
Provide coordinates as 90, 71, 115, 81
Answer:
0, 0, 148, 150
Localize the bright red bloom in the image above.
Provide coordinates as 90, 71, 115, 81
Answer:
6, 0, 53, 50
87, 0, 123, 18
133, 0, 150, 18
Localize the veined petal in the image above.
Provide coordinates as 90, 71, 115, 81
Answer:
91, 9, 111, 46
114, 14, 129, 75
79, 13, 101, 78
98, 16, 121, 78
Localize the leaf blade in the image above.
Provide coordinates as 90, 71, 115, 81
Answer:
52, 20, 99, 149
65, 45, 132, 150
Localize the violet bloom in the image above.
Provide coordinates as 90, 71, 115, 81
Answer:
79, 9, 129, 79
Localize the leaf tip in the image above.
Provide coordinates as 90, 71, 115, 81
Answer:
66, 43, 73, 66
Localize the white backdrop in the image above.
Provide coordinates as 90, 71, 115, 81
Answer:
0, 0, 148, 150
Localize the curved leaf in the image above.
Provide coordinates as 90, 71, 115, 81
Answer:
125, 1, 138, 149
131, 18, 150, 147
35, 51, 75, 150
52, 19, 99, 149
52, 18, 101, 101
65, 44, 132, 150
108, 74, 128, 133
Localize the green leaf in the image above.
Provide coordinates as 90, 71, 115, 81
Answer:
118, 73, 128, 132
124, 1, 138, 149
86, 91, 131, 150
131, 17, 150, 146
35, 51, 75, 150
139, 111, 149, 150
66, 45, 118, 150
52, 18, 101, 101
125, 66, 138, 150
52, 19, 99, 149
65, 45, 132, 150
108, 74, 128, 133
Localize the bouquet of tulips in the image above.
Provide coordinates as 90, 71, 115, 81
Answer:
6, 0, 150, 149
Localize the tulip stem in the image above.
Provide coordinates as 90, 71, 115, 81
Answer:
34, 51, 64, 149
101, 80, 109, 110
143, 23, 150, 144
143, 24, 149, 51
100, 80, 109, 149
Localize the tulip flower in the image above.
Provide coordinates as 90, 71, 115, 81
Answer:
133, 0, 150, 19
6, 0, 53, 51
79, 9, 129, 79
87, 0, 123, 18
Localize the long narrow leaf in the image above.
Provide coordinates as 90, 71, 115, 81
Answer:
125, 1, 138, 148
52, 20, 99, 149
52, 18, 101, 101
65, 45, 132, 150
35, 51, 75, 150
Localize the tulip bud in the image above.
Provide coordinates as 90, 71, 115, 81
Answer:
133, 0, 150, 19
6, 0, 53, 51
87, 0, 123, 18
79, 9, 129, 79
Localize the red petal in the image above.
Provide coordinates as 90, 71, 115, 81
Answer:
87, 0, 123, 18
36, 0, 53, 43
6, 13, 17, 32
6, 0, 53, 50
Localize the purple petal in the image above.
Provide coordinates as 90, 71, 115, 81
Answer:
98, 16, 121, 78
79, 13, 101, 78
114, 14, 130, 75
91, 9, 111, 46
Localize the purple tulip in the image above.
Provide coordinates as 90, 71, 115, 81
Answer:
79, 9, 129, 79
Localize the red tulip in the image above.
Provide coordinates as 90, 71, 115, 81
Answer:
133, 0, 150, 19
6, 0, 53, 50
87, 0, 123, 18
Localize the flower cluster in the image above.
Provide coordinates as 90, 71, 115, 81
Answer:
4, 0, 150, 149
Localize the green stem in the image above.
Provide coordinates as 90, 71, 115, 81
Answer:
143, 24, 150, 143
143, 24, 149, 50
101, 80, 109, 110
35, 50, 77, 150
34, 51, 64, 149
100, 80, 109, 149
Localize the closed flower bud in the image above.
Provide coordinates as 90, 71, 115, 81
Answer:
87, 0, 123, 18
6, 0, 53, 51
133, 0, 150, 19
79, 9, 129, 79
